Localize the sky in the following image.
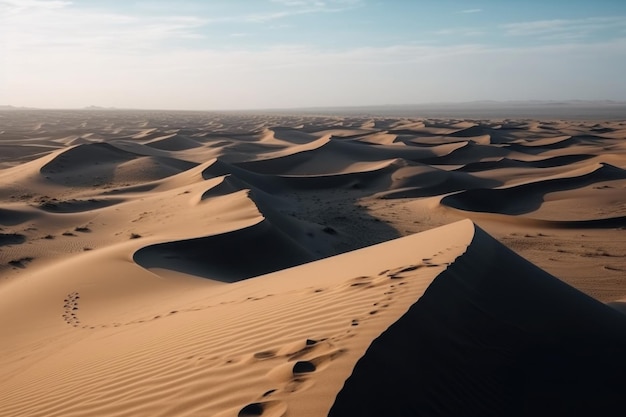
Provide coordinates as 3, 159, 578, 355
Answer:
1, 0, 626, 110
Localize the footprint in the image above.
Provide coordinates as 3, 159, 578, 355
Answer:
261, 389, 277, 398
277, 338, 324, 359
268, 341, 344, 382
62, 291, 81, 327
239, 403, 264, 416
228, 337, 346, 417
398, 265, 421, 273
293, 360, 316, 374
387, 264, 426, 279
283, 377, 313, 393
237, 400, 286, 417
254, 351, 277, 360
347, 276, 371, 287
345, 274, 387, 289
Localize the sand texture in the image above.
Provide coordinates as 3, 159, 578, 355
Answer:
1, 110, 625, 416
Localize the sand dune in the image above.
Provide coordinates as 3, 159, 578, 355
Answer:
375, 163, 500, 199
1, 110, 625, 416
143, 133, 203, 151
442, 162, 626, 216
0, 219, 472, 417
330, 224, 626, 417
456, 154, 594, 172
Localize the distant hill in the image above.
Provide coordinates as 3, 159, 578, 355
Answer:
267, 100, 626, 120
83, 105, 119, 110
0, 105, 36, 111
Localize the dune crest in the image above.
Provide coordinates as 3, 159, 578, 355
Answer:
329, 224, 626, 417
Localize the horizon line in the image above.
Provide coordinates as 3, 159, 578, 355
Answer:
2, 99, 626, 113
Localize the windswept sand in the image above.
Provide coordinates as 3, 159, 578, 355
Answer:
1, 110, 625, 416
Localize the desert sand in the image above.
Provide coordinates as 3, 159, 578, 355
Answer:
1, 109, 625, 416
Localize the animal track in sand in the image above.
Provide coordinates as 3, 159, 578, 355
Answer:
222, 339, 344, 417
61, 292, 81, 327
8, 256, 34, 269
388, 264, 423, 279
340, 260, 450, 339
237, 400, 287, 417
344, 273, 392, 289
58, 290, 284, 330
254, 351, 277, 360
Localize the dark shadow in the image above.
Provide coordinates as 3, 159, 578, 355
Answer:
0, 233, 26, 246
40, 142, 195, 187
0, 208, 38, 226
37, 198, 123, 213
133, 221, 316, 282
441, 163, 626, 215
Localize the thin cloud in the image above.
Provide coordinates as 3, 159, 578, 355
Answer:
501, 16, 626, 38
0, 0, 70, 16
270, 0, 318, 5
246, 0, 362, 22
3, 3, 208, 52
271, 0, 362, 7
433, 27, 486, 37
460, 9, 482, 14
0, 0, 70, 9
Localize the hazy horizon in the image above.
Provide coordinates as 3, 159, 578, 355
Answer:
2, 0, 626, 110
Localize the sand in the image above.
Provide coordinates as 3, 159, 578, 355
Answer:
1, 109, 625, 416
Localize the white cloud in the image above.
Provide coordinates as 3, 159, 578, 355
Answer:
271, 0, 361, 6
271, 0, 314, 5
244, 0, 362, 22
433, 27, 485, 37
0, 0, 71, 10
501, 16, 626, 38
2, 2, 207, 54
0, 0, 362, 59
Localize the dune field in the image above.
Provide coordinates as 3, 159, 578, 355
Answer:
1, 109, 625, 416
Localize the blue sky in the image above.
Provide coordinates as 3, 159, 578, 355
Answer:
1, 0, 625, 110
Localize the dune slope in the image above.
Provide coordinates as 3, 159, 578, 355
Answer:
329, 224, 626, 417
0, 220, 473, 417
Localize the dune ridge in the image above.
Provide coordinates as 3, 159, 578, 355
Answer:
329, 224, 626, 417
